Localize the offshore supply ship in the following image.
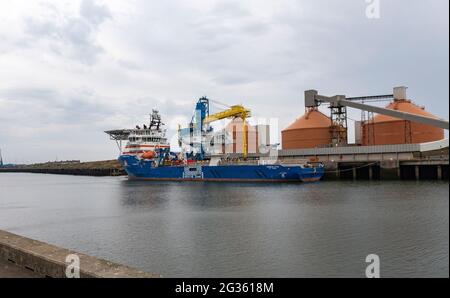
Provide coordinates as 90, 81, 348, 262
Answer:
106, 98, 324, 182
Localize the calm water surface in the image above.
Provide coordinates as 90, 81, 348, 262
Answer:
0, 173, 448, 277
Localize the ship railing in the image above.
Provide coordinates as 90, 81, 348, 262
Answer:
218, 161, 259, 166
129, 130, 165, 137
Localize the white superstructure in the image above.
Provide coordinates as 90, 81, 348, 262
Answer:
106, 110, 170, 156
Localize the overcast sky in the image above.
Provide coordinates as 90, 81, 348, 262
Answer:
0, 0, 448, 163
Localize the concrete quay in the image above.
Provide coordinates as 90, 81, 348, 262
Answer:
279, 139, 449, 180
0, 258, 42, 278
0, 230, 160, 278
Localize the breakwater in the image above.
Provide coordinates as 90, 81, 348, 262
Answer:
0, 160, 125, 177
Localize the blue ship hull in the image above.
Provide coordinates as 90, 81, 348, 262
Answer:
119, 155, 324, 182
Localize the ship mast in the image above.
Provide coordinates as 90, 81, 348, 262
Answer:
149, 110, 164, 130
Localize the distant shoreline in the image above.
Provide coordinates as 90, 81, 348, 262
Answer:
0, 160, 126, 177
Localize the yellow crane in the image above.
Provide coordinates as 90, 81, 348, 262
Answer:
204, 105, 252, 159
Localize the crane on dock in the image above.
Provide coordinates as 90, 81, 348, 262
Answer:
178, 97, 252, 160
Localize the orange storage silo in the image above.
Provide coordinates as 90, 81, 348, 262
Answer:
282, 108, 334, 149
362, 96, 444, 146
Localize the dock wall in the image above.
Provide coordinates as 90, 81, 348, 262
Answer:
277, 140, 449, 181
322, 162, 449, 181
0, 230, 159, 278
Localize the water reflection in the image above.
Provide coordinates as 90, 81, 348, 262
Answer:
0, 174, 448, 277
119, 180, 277, 210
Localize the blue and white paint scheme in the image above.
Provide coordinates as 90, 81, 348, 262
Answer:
108, 106, 324, 183
118, 154, 324, 182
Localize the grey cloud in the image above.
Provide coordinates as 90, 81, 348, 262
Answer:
23, 0, 110, 65
63, 19, 93, 44
213, 72, 255, 85
80, 0, 112, 25
24, 19, 60, 39
0, 87, 115, 126
0, 87, 191, 133
0, 88, 58, 102
130, 2, 272, 54
0, 0, 447, 162
192, 3, 271, 41
211, 2, 250, 18
117, 59, 144, 71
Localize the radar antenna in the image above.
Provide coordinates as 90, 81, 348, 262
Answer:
150, 109, 164, 130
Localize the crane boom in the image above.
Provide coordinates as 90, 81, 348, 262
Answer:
203, 105, 251, 124
204, 105, 251, 158
178, 99, 253, 160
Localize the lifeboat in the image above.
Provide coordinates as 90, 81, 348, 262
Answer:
141, 151, 157, 159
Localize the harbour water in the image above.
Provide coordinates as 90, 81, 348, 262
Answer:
0, 173, 448, 277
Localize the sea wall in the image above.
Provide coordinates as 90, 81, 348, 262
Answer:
0, 230, 159, 278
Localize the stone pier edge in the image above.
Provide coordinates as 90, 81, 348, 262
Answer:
0, 229, 160, 278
